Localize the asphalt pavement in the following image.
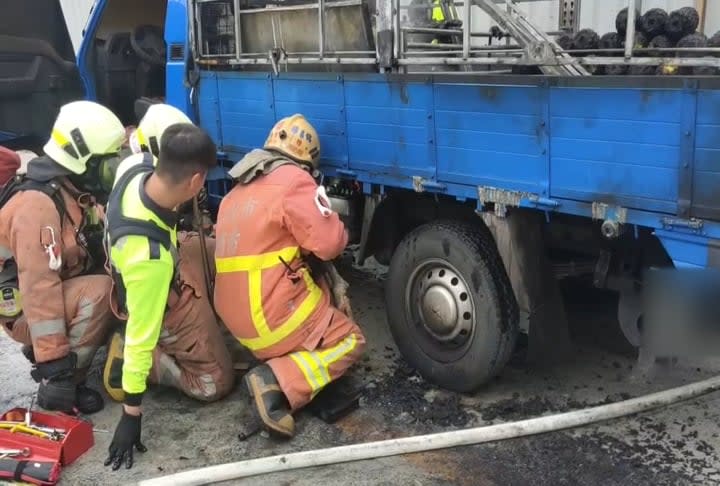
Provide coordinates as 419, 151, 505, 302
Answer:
2, 257, 720, 485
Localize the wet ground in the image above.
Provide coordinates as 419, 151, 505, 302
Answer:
2, 257, 720, 485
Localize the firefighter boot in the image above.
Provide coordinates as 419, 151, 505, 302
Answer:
76, 384, 104, 414
25, 347, 105, 414
38, 382, 104, 415
243, 364, 295, 438
102, 331, 125, 402
33, 354, 77, 413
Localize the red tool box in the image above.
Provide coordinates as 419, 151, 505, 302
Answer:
0, 407, 94, 485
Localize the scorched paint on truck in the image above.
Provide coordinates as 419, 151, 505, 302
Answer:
76, 0, 720, 392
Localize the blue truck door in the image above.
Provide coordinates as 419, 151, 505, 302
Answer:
76, 0, 104, 101
164, 0, 193, 119
76, 0, 192, 119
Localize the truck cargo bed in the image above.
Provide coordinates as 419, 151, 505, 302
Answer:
201, 72, 720, 268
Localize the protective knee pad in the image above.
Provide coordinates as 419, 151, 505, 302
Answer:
103, 331, 125, 402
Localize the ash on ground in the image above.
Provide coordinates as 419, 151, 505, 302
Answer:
363, 360, 472, 429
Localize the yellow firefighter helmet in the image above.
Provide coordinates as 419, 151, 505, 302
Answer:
264, 114, 320, 168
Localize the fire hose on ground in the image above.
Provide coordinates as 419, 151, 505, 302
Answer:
138, 374, 720, 486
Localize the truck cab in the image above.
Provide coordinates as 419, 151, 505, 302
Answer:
77, 0, 191, 126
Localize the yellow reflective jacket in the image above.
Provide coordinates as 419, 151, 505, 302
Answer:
105, 153, 177, 397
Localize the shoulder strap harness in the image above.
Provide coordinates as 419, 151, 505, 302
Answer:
106, 152, 171, 252
0, 176, 68, 223
105, 153, 178, 317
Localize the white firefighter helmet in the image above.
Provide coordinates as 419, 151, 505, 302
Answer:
43, 101, 125, 175
130, 104, 193, 156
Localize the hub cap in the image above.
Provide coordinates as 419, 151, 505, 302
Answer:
406, 259, 475, 348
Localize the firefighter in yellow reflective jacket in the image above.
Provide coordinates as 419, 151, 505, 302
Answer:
102, 111, 233, 471
409, 0, 460, 45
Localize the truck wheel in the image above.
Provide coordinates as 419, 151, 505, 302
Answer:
385, 220, 518, 392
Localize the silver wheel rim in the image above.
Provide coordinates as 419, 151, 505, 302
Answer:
405, 258, 476, 349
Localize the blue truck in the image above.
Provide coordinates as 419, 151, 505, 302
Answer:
16, 0, 720, 391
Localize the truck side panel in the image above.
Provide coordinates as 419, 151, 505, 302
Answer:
694, 90, 720, 221
549, 88, 683, 214
435, 84, 547, 195
345, 81, 435, 179
200, 72, 720, 269
275, 78, 348, 169
216, 72, 275, 155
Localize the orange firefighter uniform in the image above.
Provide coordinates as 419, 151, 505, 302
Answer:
214, 114, 365, 437
0, 177, 113, 368
0, 101, 127, 415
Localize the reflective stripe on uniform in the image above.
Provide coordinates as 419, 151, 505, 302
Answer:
289, 333, 360, 397
74, 346, 96, 369
29, 318, 65, 340
216, 246, 324, 352
216, 246, 301, 273
50, 130, 71, 149
431, 0, 457, 23
68, 299, 95, 368
289, 352, 326, 393
319, 334, 359, 366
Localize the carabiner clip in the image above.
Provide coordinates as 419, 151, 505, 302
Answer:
315, 186, 332, 218
41, 226, 62, 271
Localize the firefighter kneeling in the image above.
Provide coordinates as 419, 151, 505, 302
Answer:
214, 114, 366, 438
102, 106, 234, 470
0, 101, 125, 414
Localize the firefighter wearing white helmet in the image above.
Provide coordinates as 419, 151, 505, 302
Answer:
44, 100, 126, 174
128, 103, 192, 156
0, 100, 125, 416
118, 103, 207, 231
101, 112, 233, 471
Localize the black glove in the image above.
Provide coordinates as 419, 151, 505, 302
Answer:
305, 253, 329, 281
104, 411, 147, 470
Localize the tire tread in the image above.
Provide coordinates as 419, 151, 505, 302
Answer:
385, 219, 519, 391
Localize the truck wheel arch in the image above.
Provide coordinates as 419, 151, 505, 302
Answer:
357, 190, 479, 266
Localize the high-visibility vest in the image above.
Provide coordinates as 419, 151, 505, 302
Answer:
105, 152, 177, 315
430, 0, 458, 23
